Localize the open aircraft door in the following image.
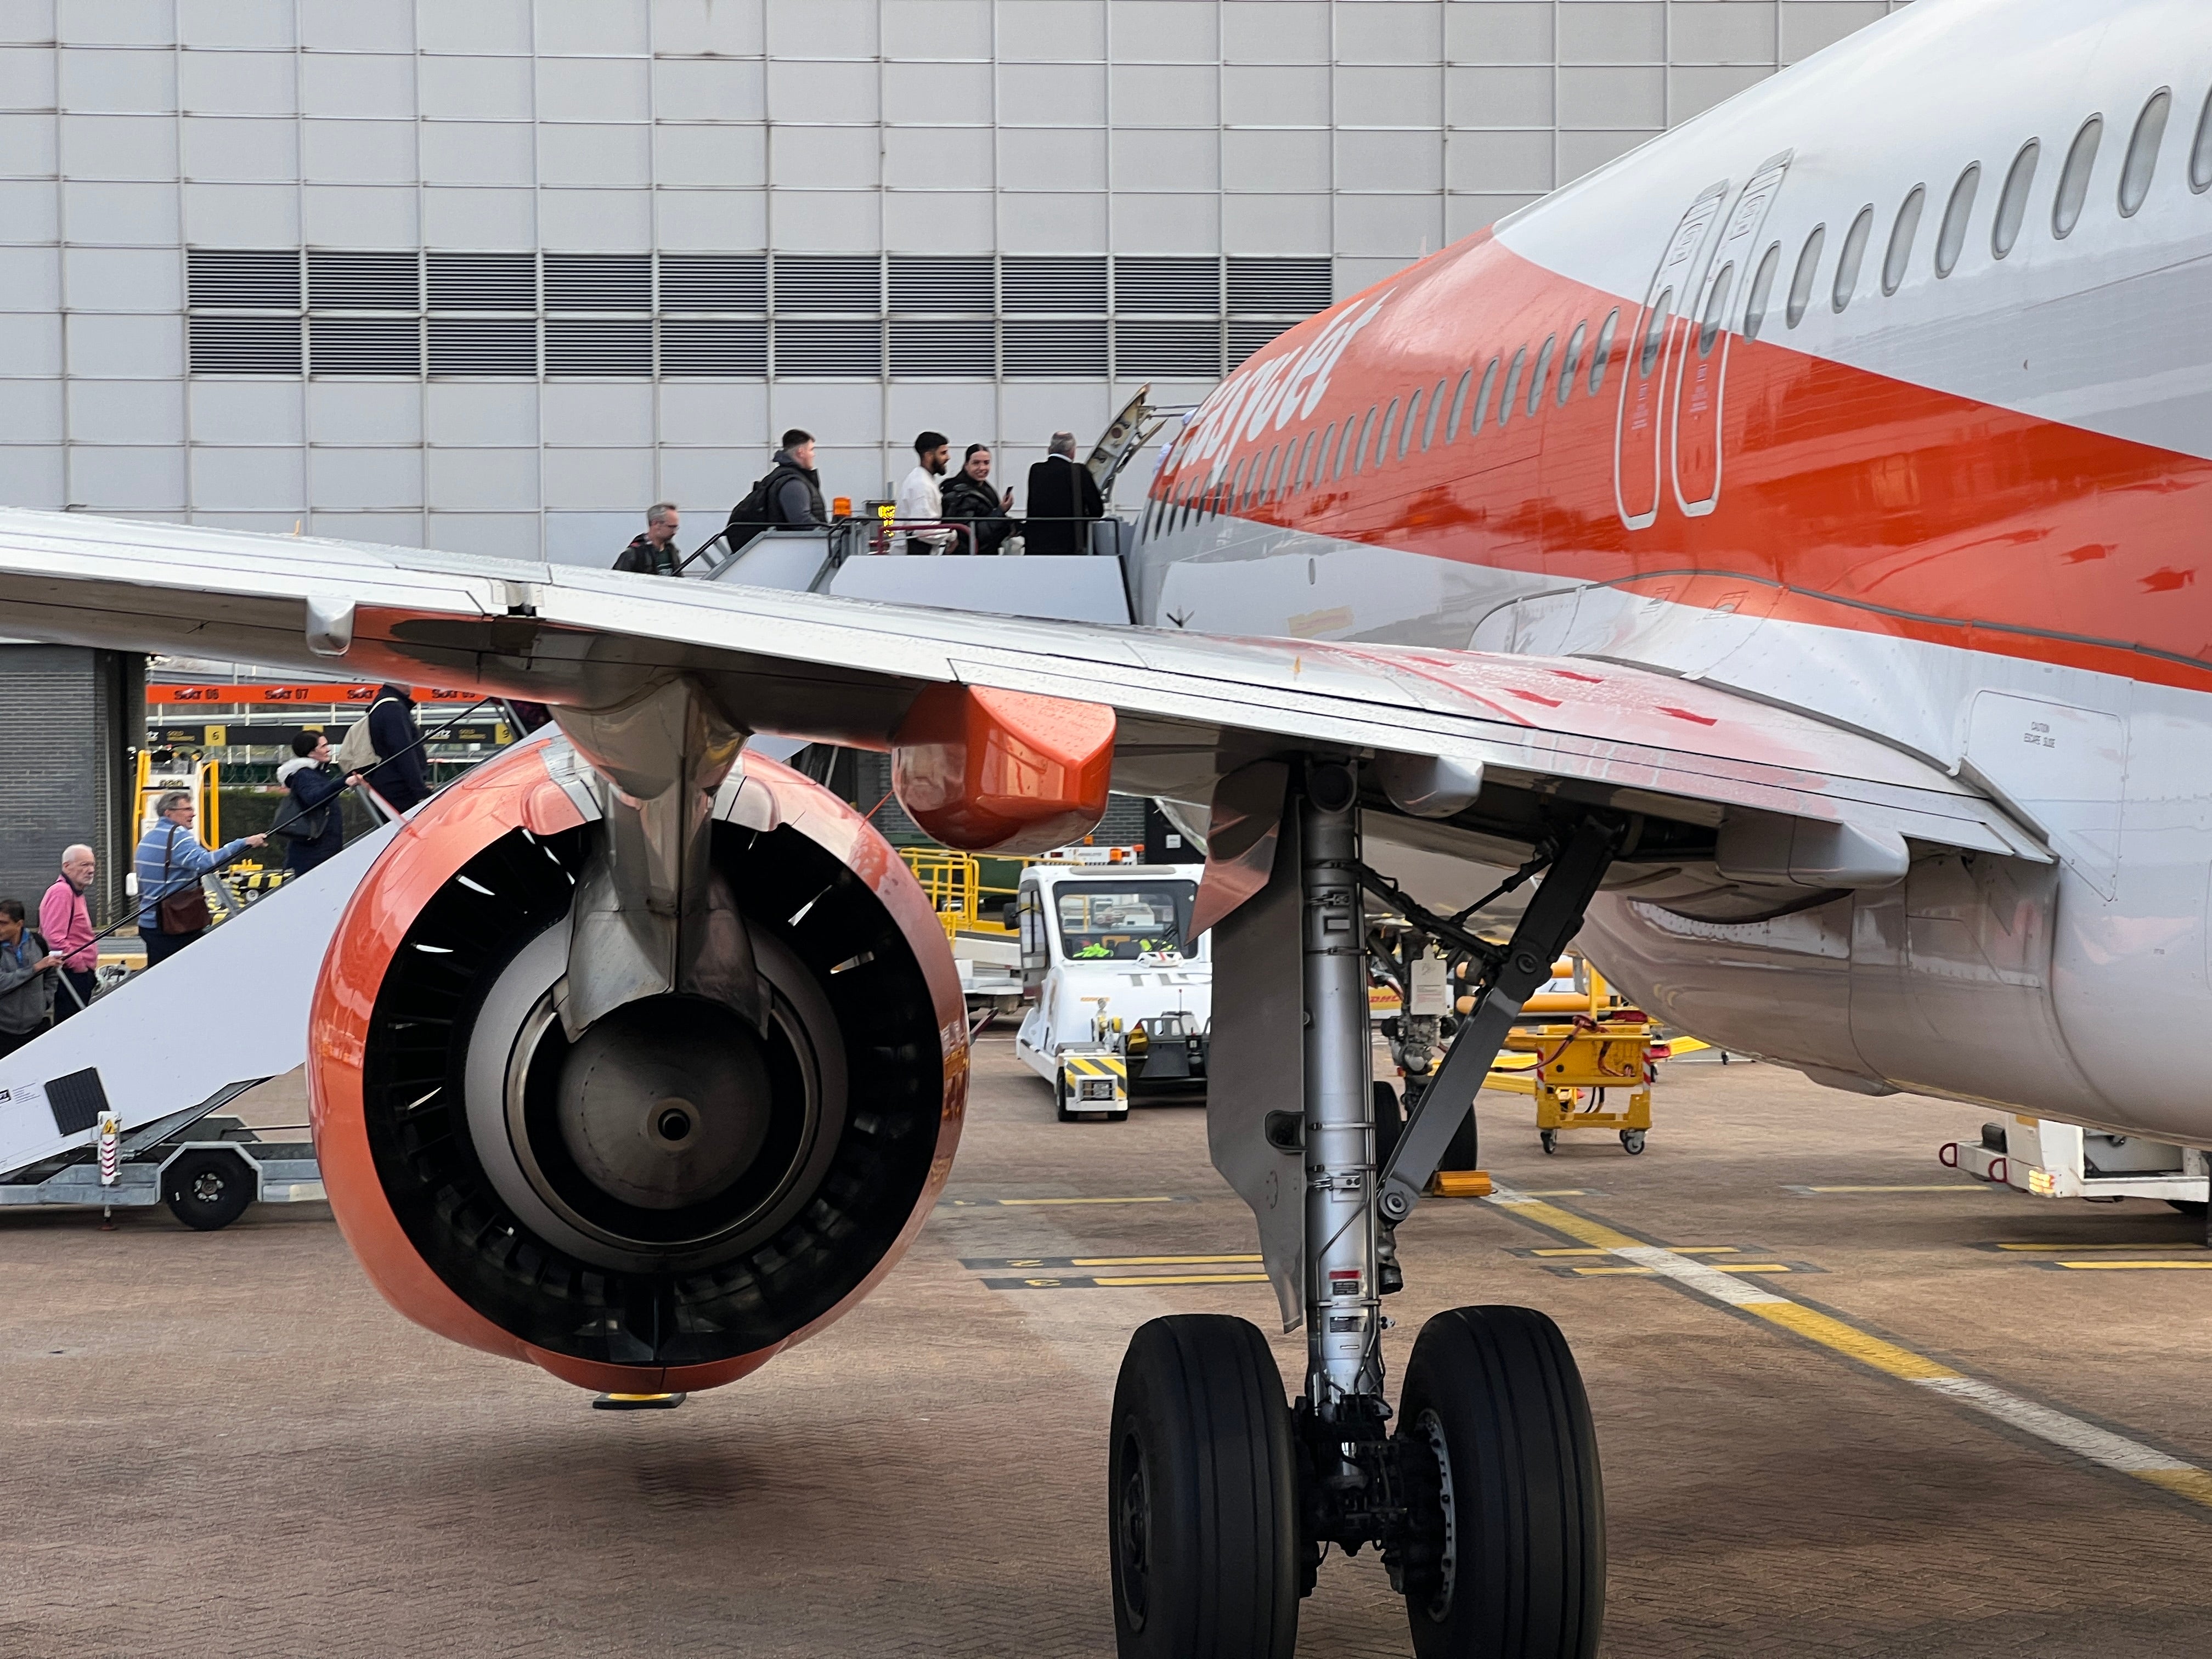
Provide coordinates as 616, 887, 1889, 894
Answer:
1613, 180, 1729, 531
1672, 153, 1792, 516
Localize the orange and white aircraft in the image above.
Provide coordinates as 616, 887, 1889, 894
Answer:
0, 2, 2201, 1654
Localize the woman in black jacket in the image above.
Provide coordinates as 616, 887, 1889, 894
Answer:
273, 731, 351, 874
938, 444, 1014, 556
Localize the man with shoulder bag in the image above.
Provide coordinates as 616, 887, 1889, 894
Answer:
0, 897, 58, 1059
133, 791, 264, 967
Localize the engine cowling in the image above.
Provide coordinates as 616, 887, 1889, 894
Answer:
307, 738, 966, 1395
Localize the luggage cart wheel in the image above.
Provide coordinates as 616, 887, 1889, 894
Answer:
1540, 1131, 1558, 1155
1620, 1130, 1646, 1156
162, 1149, 255, 1231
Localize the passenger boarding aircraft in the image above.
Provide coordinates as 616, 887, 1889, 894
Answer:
0, 3, 2202, 1654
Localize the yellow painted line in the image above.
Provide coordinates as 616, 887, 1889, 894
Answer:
2049, 1260, 2212, 1271
950, 1195, 1180, 1207
1995, 1242, 2207, 1251
1486, 1182, 2212, 1511
1531, 1245, 1736, 1257
1070, 1254, 1261, 1267
1091, 1273, 1271, 1287
1793, 1183, 1994, 1193
1570, 1263, 1792, 1277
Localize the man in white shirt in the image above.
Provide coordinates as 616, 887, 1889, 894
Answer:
896, 431, 957, 554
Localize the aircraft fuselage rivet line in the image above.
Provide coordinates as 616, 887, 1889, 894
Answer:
1483, 1183, 2212, 1514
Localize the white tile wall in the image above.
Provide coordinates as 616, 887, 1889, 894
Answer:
0, 0, 1910, 566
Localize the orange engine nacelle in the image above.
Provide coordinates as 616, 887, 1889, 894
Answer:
307, 740, 967, 1396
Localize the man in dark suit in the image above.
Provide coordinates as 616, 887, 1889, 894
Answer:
1022, 430, 1104, 555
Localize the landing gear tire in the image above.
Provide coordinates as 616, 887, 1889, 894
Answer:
1374, 1080, 1406, 1171
1539, 1130, 1558, 1155
1398, 1305, 1606, 1659
1109, 1314, 1300, 1659
162, 1149, 255, 1231
1619, 1130, 1646, 1156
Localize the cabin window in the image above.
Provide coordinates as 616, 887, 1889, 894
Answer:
1397, 387, 1421, 459
1472, 356, 1501, 432
1333, 416, 1358, 478
1260, 443, 1282, 504
1421, 378, 1447, 449
1742, 242, 1781, 339
1498, 347, 1527, 425
1351, 405, 1376, 473
1588, 308, 1619, 393
1228, 455, 1250, 512
1934, 165, 1978, 277
1882, 185, 1925, 295
1993, 139, 2039, 257
1786, 224, 1825, 326
1832, 205, 1873, 312
2119, 89, 2170, 216
1375, 398, 1400, 466
1637, 292, 1672, 376
2193, 87, 2212, 191
2052, 115, 2102, 239
1292, 430, 1316, 493
1558, 321, 1587, 406
1697, 264, 1733, 355
1445, 369, 1471, 443
1525, 335, 1555, 416
1314, 421, 1336, 484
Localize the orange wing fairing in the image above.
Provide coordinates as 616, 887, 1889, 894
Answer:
890, 682, 1116, 854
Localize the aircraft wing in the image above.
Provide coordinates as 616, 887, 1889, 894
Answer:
0, 508, 2045, 865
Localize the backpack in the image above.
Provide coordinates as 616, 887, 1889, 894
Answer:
335, 701, 394, 776
724, 466, 792, 552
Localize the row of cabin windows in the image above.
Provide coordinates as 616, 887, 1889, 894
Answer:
1145, 303, 1626, 537
1145, 83, 2205, 540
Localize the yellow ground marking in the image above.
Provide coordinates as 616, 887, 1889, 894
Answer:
1794, 1183, 1994, 1193
1531, 1245, 1736, 1257
1570, 1263, 1792, 1277
947, 1195, 1180, 1207
1995, 1242, 2208, 1251
1090, 1272, 1271, 1287
2049, 1260, 2212, 1271
1070, 1254, 1261, 1267
1486, 1182, 2212, 1511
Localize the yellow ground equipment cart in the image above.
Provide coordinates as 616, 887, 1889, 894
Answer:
1499, 1012, 1660, 1155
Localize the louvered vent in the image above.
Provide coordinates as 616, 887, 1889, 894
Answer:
1115, 320, 1222, 377
1115, 256, 1221, 313
309, 317, 421, 375
1229, 257, 1333, 314
308, 249, 419, 311
428, 318, 537, 374
545, 252, 652, 311
1001, 256, 1108, 313
187, 249, 301, 310
545, 318, 652, 375
661, 319, 767, 375
889, 255, 993, 312
1229, 319, 1290, 368
1003, 319, 1107, 377
890, 320, 994, 375
774, 254, 882, 312
189, 315, 302, 374
428, 252, 536, 312
659, 253, 766, 311
774, 319, 883, 376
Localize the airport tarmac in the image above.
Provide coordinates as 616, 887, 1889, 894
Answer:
3, 1036, 2210, 1657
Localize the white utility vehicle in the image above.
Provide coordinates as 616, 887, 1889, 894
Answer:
1012, 862, 1210, 1121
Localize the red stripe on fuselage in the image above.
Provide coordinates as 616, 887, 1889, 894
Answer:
1159, 238, 2212, 693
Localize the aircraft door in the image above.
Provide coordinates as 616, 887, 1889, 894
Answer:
1615, 181, 1730, 531
1674, 154, 1791, 515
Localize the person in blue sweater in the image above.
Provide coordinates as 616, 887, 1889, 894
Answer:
133, 791, 263, 967
273, 731, 352, 874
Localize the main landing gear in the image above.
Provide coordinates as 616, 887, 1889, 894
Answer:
1109, 765, 1620, 1658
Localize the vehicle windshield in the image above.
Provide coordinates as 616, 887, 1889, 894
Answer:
1053, 881, 1197, 961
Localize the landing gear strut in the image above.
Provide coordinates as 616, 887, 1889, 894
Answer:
1109, 763, 1620, 1658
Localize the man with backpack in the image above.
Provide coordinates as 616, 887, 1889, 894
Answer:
613, 502, 684, 577
725, 430, 826, 552
336, 683, 431, 814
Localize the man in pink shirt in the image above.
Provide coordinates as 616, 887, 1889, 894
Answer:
39, 845, 98, 1025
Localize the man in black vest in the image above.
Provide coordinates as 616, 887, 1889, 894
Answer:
1022, 430, 1103, 555
727, 430, 827, 551
613, 501, 682, 575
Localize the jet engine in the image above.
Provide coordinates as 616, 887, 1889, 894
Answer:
307, 736, 966, 1395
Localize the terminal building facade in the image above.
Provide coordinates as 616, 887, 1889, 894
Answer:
1, 0, 1905, 567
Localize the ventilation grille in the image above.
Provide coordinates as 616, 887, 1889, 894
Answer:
187, 249, 300, 310
890, 255, 992, 312
546, 318, 652, 375
1229, 319, 1290, 368
429, 252, 536, 312
1115, 257, 1220, 313
1002, 256, 1108, 313
1116, 320, 1222, 377
545, 252, 652, 311
308, 250, 419, 312
189, 315, 302, 374
1004, 319, 1108, 377
775, 255, 881, 312
1229, 257, 1334, 314
890, 320, 994, 376
661, 319, 766, 375
661, 253, 766, 312
428, 318, 537, 375
775, 319, 883, 376
310, 317, 421, 375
